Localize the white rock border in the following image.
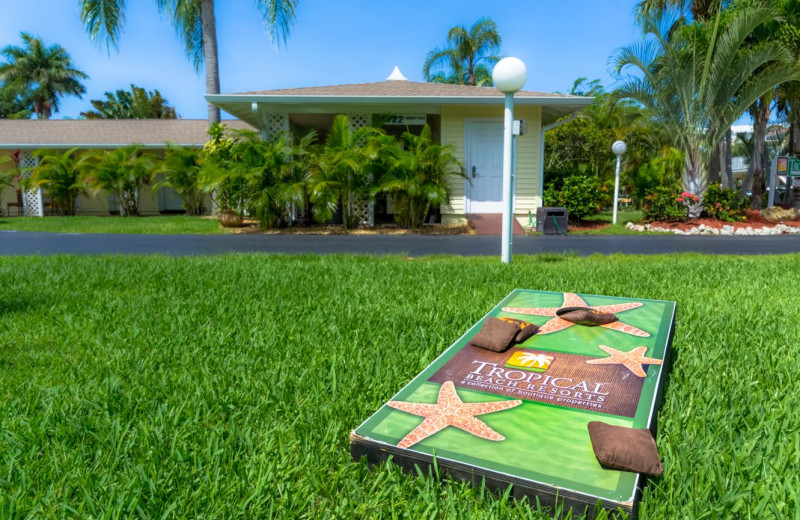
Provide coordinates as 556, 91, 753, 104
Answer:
624, 221, 800, 235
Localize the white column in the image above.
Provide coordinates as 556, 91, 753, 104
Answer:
501, 94, 514, 263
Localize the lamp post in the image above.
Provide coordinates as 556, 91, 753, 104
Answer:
492, 57, 527, 264
612, 140, 627, 225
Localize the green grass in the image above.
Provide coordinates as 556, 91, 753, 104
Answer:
0, 216, 228, 234
1, 254, 799, 518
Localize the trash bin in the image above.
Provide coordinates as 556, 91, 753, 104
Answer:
536, 207, 569, 235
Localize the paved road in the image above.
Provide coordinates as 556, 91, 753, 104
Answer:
2, 230, 800, 256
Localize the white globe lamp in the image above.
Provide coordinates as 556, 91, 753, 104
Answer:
492, 57, 527, 263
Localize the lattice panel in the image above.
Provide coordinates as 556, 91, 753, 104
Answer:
261, 113, 289, 140
19, 152, 43, 217
348, 114, 369, 131
348, 114, 374, 226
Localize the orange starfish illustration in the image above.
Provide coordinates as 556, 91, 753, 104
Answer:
586, 344, 663, 377
387, 381, 522, 449
502, 292, 650, 337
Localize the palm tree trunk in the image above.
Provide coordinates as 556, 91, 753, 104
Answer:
744, 95, 770, 209
683, 148, 705, 219
201, 0, 221, 125
724, 129, 733, 190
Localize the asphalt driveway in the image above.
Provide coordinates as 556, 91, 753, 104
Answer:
2, 231, 800, 256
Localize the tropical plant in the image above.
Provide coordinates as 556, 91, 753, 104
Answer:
377, 125, 465, 229
636, 0, 729, 22
641, 185, 687, 222
228, 129, 315, 228
82, 145, 155, 216
22, 148, 86, 215
542, 174, 608, 223
0, 32, 88, 119
79, 0, 297, 124
627, 147, 683, 207
614, 6, 800, 217
198, 123, 249, 216
81, 84, 177, 119
702, 183, 748, 221
153, 144, 205, 215
308, 115, 381, 229
423, 18, 502, 86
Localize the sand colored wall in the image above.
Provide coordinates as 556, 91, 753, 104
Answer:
439, 104, 542, 226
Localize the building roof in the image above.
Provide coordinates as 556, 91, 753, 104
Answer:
207, 80, 593, 127
0, 119, 254, 149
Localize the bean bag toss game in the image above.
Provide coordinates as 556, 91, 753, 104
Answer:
350, 289, 676, 518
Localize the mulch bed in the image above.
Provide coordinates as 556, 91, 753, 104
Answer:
648, 210, 800, 231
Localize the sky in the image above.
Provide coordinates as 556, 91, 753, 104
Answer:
1, 0, 643, 120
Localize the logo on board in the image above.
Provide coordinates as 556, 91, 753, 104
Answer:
505, 351, 554, 372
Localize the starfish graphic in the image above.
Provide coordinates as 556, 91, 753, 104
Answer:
586, 344, 663, 377
387, 381, 521, 449
502, 292, 650, 337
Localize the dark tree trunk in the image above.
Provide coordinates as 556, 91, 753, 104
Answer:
201, 0, 221, 125
747, 96, 770, 209
724, 128, 733, 190
709, 137, 721, 185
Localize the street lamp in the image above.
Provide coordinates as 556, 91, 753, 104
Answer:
492, 57, 527, 264
612, 140, 627, 225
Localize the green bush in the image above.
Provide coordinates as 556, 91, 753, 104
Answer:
702, 184, 748, 222
542, 174, 607, 223
642, 185, 686, 222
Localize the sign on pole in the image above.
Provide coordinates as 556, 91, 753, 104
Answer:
788, 157, 800, 177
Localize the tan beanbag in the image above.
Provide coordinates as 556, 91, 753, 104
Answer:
587, 421, 663, 476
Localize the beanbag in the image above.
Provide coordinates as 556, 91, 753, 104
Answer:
587, 421, 663, 476
498, 317, 539, 343
556, 306, 618, 326
469, 317, 519, 352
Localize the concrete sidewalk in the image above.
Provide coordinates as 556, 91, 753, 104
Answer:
2, 230, 800, 256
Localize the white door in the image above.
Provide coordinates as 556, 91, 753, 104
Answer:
467, 120, 504, 213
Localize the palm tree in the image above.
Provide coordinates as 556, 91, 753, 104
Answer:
24, 149, 86, 215
613, 7, 800, 217
635, 0, 728, 22
0, 33, 88, 119
82, 145, 155, 216
378, 125, 465, 229
308, 115, 381, 229
81, 84, 177, 119
153, 144, 206, 215
79, 0, 298, 124
423, 18, 502, 86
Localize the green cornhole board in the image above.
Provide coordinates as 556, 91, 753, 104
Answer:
350, 289, 676, 518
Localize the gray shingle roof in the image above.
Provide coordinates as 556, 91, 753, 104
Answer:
233, 81, 574, 99
0, 119, 254, 148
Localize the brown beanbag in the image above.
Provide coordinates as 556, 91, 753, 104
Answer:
469, 317, 518, 352
498, 317, 539, 343
587, 421, 663, 476
556, 306, 618, 326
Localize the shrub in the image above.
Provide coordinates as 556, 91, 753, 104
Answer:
702, 184, 748, 222
642, 185, 686, 222
542, 174, 607, 223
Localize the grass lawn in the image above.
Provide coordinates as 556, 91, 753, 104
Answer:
0, 216, 228, 234
1, 254, 798, 518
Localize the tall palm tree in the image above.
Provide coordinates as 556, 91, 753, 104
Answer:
0, 33, 88, 119
423, 18, 502, 86
614, 7, 800, 217
635, 0, 728, 22
79, 0, 298, 124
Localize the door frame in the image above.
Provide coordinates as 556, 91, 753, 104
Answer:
464, 117, 503, 214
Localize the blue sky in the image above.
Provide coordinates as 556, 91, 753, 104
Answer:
2, 0, 642, 119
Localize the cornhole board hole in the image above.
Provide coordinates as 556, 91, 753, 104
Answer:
350, 289, 676, 518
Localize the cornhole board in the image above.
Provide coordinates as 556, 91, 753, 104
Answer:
350, 289, 676, 518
